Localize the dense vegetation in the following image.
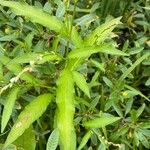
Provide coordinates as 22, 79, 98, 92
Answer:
0, 0, 150, 150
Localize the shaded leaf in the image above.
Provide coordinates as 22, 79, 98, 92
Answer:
125, 99, 134, 116
136, 103, 145, 118
77, 130, 93, 150
145, 77, 150, 86
55, 1, 65, 18
75, 14, 98, 26
138, 132, 150, 149
112, 102, 123, 117
46, 129, 59, 150
118, 53, 150, 83
125, 85, 150, 102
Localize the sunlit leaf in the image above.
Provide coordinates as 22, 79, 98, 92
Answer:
68, 44, 128, 59
73, 71, 90, 98
1, 87, 20, 133
55, 69, 76, 150
83, 117, 120, 128
84, 17, 122, 46
13, 126, 36, 150
4, 93, 52, 148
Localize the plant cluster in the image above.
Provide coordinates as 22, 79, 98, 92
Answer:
0, 0, 150, 150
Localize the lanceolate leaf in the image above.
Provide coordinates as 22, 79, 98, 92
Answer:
0, 144, 16, 150
13, 126, 36, 150
84, 17, 122, 46
10, 52, 61, 64
125, 85, 150, 102
73, 71, 90, 98
0, 55, 38, 84
68, 44, 128, 59
118, 53, 150, 83
4, 93, 52, 148
46, 129, 59, 150
0, 1, 63, 33
83, 117, 120, 128
1, 87, 20, 133
77, 130, 93, 150
55, 69, 76, 150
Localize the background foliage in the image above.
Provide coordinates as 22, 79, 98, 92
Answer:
0, 0, 150, 150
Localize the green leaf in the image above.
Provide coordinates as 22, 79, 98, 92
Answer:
13, 126, 36, 150
71, 27, 83, 48
83, 117, 120, 128
75, 14, 98, 26
55, 69, 76, 150
77, 130, 93, 150
0, 62, 3, 80
4, 93, 52, 148
37, 52, 61, 64
43, 2, 52, 14
73, 71, 90, 98
68, 44, 128, 59
112, 102, 123, 117
90, 60, 105, 72
102, 76, 113, 88
10, 53, 40, 64
125, 85, 150, 102
145, 77, 150, 86
143, 7, 150, 10
98, 144, 106, 150
125, 99, 134, 116
118, 53, 150, 83
55, 0, 65, 18
0, 144, 16, 150
24, 32, 34, 49
0, 33, 18, 42
11, 52, 61, 64
133, 131, 140, 147
0, 55, 38, 84
111, 126, 129, 141
140, 122, 150, 129
136, 103, 145, 118
46, 129, 59, 150
1, 87, 20, 133
0, 1, 63, 33
84, 17, 122, 46
138, 132, 150, 149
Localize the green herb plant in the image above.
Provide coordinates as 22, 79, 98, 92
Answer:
0, 1, 150, 150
